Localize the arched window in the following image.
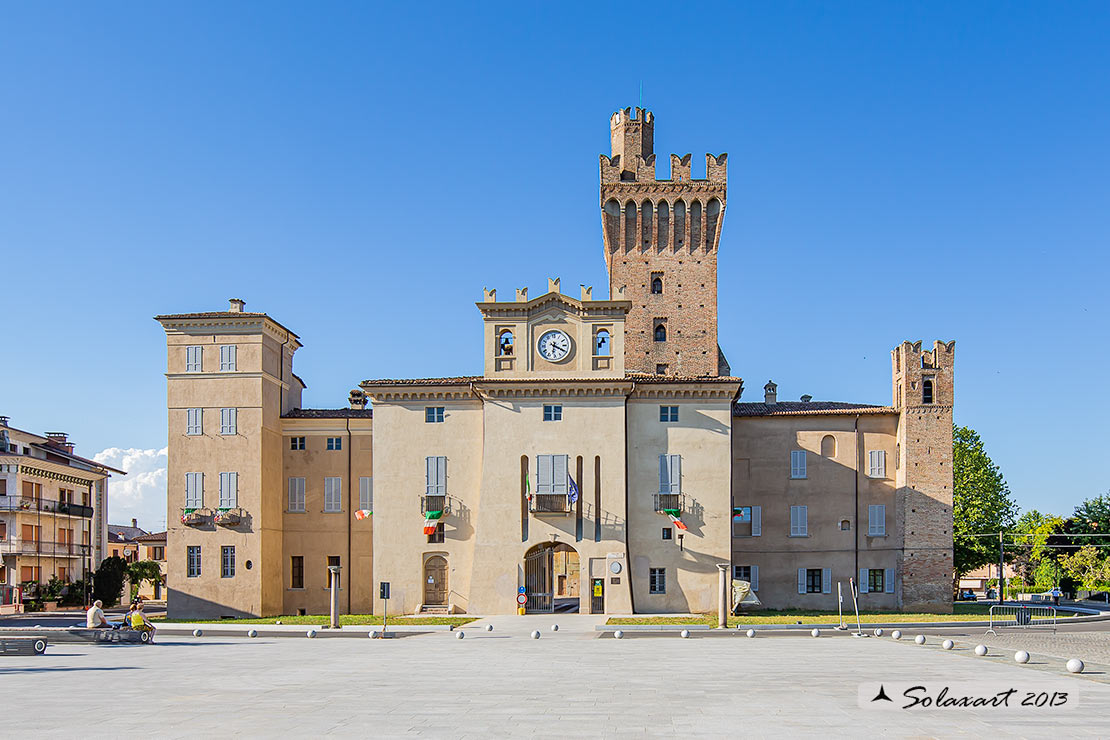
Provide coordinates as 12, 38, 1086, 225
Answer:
624, 201, 637, 252
603, 199, 621, 251
821, 435, 836, 457
641, 200, 653, 250
497, 330, 514, 356
690, 200, 702, 249
673, 200, 686, 248
922, 379, 934, 404
706, 198, 721, 250
654, 324, 667, 342
656, 200, 669, 250
651, 277, 663, 294
595, 329, 610, 356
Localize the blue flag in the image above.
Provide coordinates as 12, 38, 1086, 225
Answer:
568, 475, 579, 505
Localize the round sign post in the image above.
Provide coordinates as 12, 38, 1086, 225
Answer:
517, 592, 527, 615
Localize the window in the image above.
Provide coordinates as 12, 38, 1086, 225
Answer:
219, 344, 237, 371
186, 408, 203, 436
152, 546, 164, 561
324, 477, 342, 512
658, 454, 681, 505
290, 556, 304, 589
185, 346, 202, 372
922, 378, 934, 404
327, 555, 341, 589
218, 472, 238, 509
220, 408, 237, 435
805, 568, 822, 593
867, 569, 884, 594
427, 522, 445, 544
733, 506, 763, 537
288, 477, 306, 512
543, 404, 563, 422
653, 324, 667, 342
868, 450, 886, 478
185, 472, 203, 508
535, 454, 568, 494
868, 504, 886, 536
290, 436, 305, 451
221, 546, 235, 578
595, 329, 610, 356
326, 437, 342, 450
649, 567, 666, 594
651, 276, 663, 294
659, 406, 678, 423
790, 450, 807, 479
840, 519, 851, 531
662, 527, 672, 540
655, 364, 668, 375
187, 546, 201, 577
734, 565, 759, 590
790, 505, 808, 536
425, 456, 447, 495
821, 435, 836, 457
359, 477, 373, 512
425, 407, 445, 423
497, 330, 514, 356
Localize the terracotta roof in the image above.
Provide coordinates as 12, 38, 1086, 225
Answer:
360, 376, 482, 386
282, 408, 374, 419
360, 374, 742, 386
153, 311, 299, 339
27, 442, 127, 475
108, 524, 149, 542
135, 531, 167, 543
734, 401, 896, 417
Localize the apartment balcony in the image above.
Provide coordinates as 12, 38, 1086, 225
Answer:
214, 508, 244, 526
0, 538, 91, 557
653, 493, 683, 514
421, 495, 448, 516
0, 495, 94, 518
530, 493, 571, 514
180, 508, 212, 526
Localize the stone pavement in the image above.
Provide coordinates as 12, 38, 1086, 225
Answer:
4, 622, 1110, 738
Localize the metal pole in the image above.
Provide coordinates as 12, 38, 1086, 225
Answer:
998, 531, 1005, 606
717, 563, 728, 629
328, 566, 340, 629
382, 591, 388, 637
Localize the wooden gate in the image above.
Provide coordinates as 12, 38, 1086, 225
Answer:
423, 556, 448, 605
524, 547, 553, 613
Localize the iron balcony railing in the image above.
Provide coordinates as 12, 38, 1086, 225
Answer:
530, 493, 571, 514
0, 538, 91, 556
421, 494, 447, 516
0, 495, 94, 517
653, 493, 683, 513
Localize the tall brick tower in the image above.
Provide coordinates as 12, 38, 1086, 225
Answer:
892, 340, 956, 612
600, 108, 728, 377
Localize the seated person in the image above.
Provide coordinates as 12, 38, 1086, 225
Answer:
129, 603, 156, 642
86, 599, 110, 628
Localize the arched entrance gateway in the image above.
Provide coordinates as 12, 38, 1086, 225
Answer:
423, 555, 448, 606
523, 543, 580, 613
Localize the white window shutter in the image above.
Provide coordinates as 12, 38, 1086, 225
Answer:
885, 567, 895, 593
436, 456, 447, 495
876, 505, 886, 536
822, 567, 832, 594
789, 506, 797, 535
877, 450, 886, 477
751, 565, 759, 591
553, 454, 567, 494
799, 506, 808, 536
230, 472, 237, 507
658, 454, 669, 493
230, 344, 236, 369
859, 568, 869, 594
751, 506, 761, 537
425, 456, 435, 495
669, 455, 681, 494
797, 568, 806, 594
537, 455, 553, 494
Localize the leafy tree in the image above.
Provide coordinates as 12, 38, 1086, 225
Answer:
127, 560, 163, 599
1069, 492, 1110, 547
1060, 545, 1110, 592
953, 425, 1019, 578
93, 556, 128, 607
1011, 510, 1065, 587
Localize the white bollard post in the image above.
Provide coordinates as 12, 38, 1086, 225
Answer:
745, 629, 755, 638
914, 635, 926, 645
530, 630, 541, 639
456, 631, 465, 640
974, 644, 988, 656
680, 629, 690, 639
811, 628, 821, 638
614, 630, 624, 639
1015, 650, 1030, 664
1066, 658, 1084, 674
891, 630, 902, 640
942, 639, 954, 650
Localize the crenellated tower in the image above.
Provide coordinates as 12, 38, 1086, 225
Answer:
892, 339, 956, 612
600, 108, 728, 377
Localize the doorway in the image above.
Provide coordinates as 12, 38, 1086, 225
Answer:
524, 543, 579, 613
423, 556, 447, 605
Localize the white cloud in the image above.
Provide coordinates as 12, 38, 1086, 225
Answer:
94, 447, 168, 532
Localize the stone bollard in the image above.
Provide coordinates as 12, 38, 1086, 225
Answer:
306, 629, 317, 639
551, 624, 559, 632
614, 630, 624, 639
974, 644, 988, 656
247, 629, 258, 638
745, 629, 756, 638
368, 630, 378, 638
891, 630, 902, 640
1066, 658, 1084, 674
680, 629, 690, 639
873, 628, 883, 637
810, 628, 821, 638
1015, 650, 1030, 664
192, 629, 203, 638
914, 635, 926, 645
530, 630, 541, 639
456, 631, 465, 640
942, 639, 954, 650
486, 624, 494, 632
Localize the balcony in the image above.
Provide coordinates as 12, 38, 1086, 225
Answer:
530, 493, 571, 514
0, 538, 91, 557
421, 495, 447, 516
214, 508, 243, 527
653, 493, 683, 513
181, 508, 211, 526
0, 495, 94, 517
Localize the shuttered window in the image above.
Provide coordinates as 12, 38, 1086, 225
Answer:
185, 472, 203, 508
219, 344, 237, 371
868, 504, 886, 536
790, 450, 806, 479
288, 477, 306, 512
734, 565, 759, 591
790, 505, 808, 536
186, 408, 202, 436
885, 567, 895, 594
220, 408, 237, 435
659, 454, 681, 494
359, 477, 373, 511
868, 450, 886, 478
185, 346, 202, 373
218, 472, 238, 509
536, 454, 568, 494
324, 477, 342, 512
425, 457, 447, 496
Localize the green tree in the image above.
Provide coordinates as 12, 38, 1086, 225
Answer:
1011, 510, 1065, 587
127, 560, 163, 598
953, 425, 1019, 579
1069, 492, 1110, 547
1060, 545, 1110, 592
93, 556, 128, 607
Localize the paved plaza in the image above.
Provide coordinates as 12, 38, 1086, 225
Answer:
5, 615, 1110, 738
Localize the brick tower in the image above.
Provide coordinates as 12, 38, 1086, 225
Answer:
599, 108, 728, 377
892, 340, 956, 612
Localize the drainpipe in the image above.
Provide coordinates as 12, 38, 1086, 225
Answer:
346, 417, 352, 615
854, 414, 860, 586
623, 381, 635, 615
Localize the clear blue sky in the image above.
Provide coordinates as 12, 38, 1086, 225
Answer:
1, 2, 1107, 527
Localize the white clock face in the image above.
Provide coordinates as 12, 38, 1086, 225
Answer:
537, 330, 571, 362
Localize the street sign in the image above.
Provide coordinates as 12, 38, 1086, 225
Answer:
516, 593, 528, 606
518, 586, 526, 594
380, 582, 390, 600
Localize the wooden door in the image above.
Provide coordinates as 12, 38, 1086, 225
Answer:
424, 556, 447, 605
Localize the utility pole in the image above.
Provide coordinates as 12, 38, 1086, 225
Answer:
998, 531, 1005, 606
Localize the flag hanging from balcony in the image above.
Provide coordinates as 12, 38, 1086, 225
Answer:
568, 475, 579, 505
663, 509, 688, 530
423, 509, 443, 535
355, 509, 372, 521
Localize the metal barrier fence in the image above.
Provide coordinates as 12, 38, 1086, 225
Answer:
986, 604, 1057, 635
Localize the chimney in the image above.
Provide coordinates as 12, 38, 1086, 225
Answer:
131, 518, 137, 529
0, 415, 8, 427
348, 389, 367, 410
763, 381, 778, 405
228, 298, 246, 313
800, 394, 813, 403
45, 432, 75, 454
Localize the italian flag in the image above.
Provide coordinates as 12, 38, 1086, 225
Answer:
423, 509, 443, 535
663, 509, 688, 530
355, 509, 372, 521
